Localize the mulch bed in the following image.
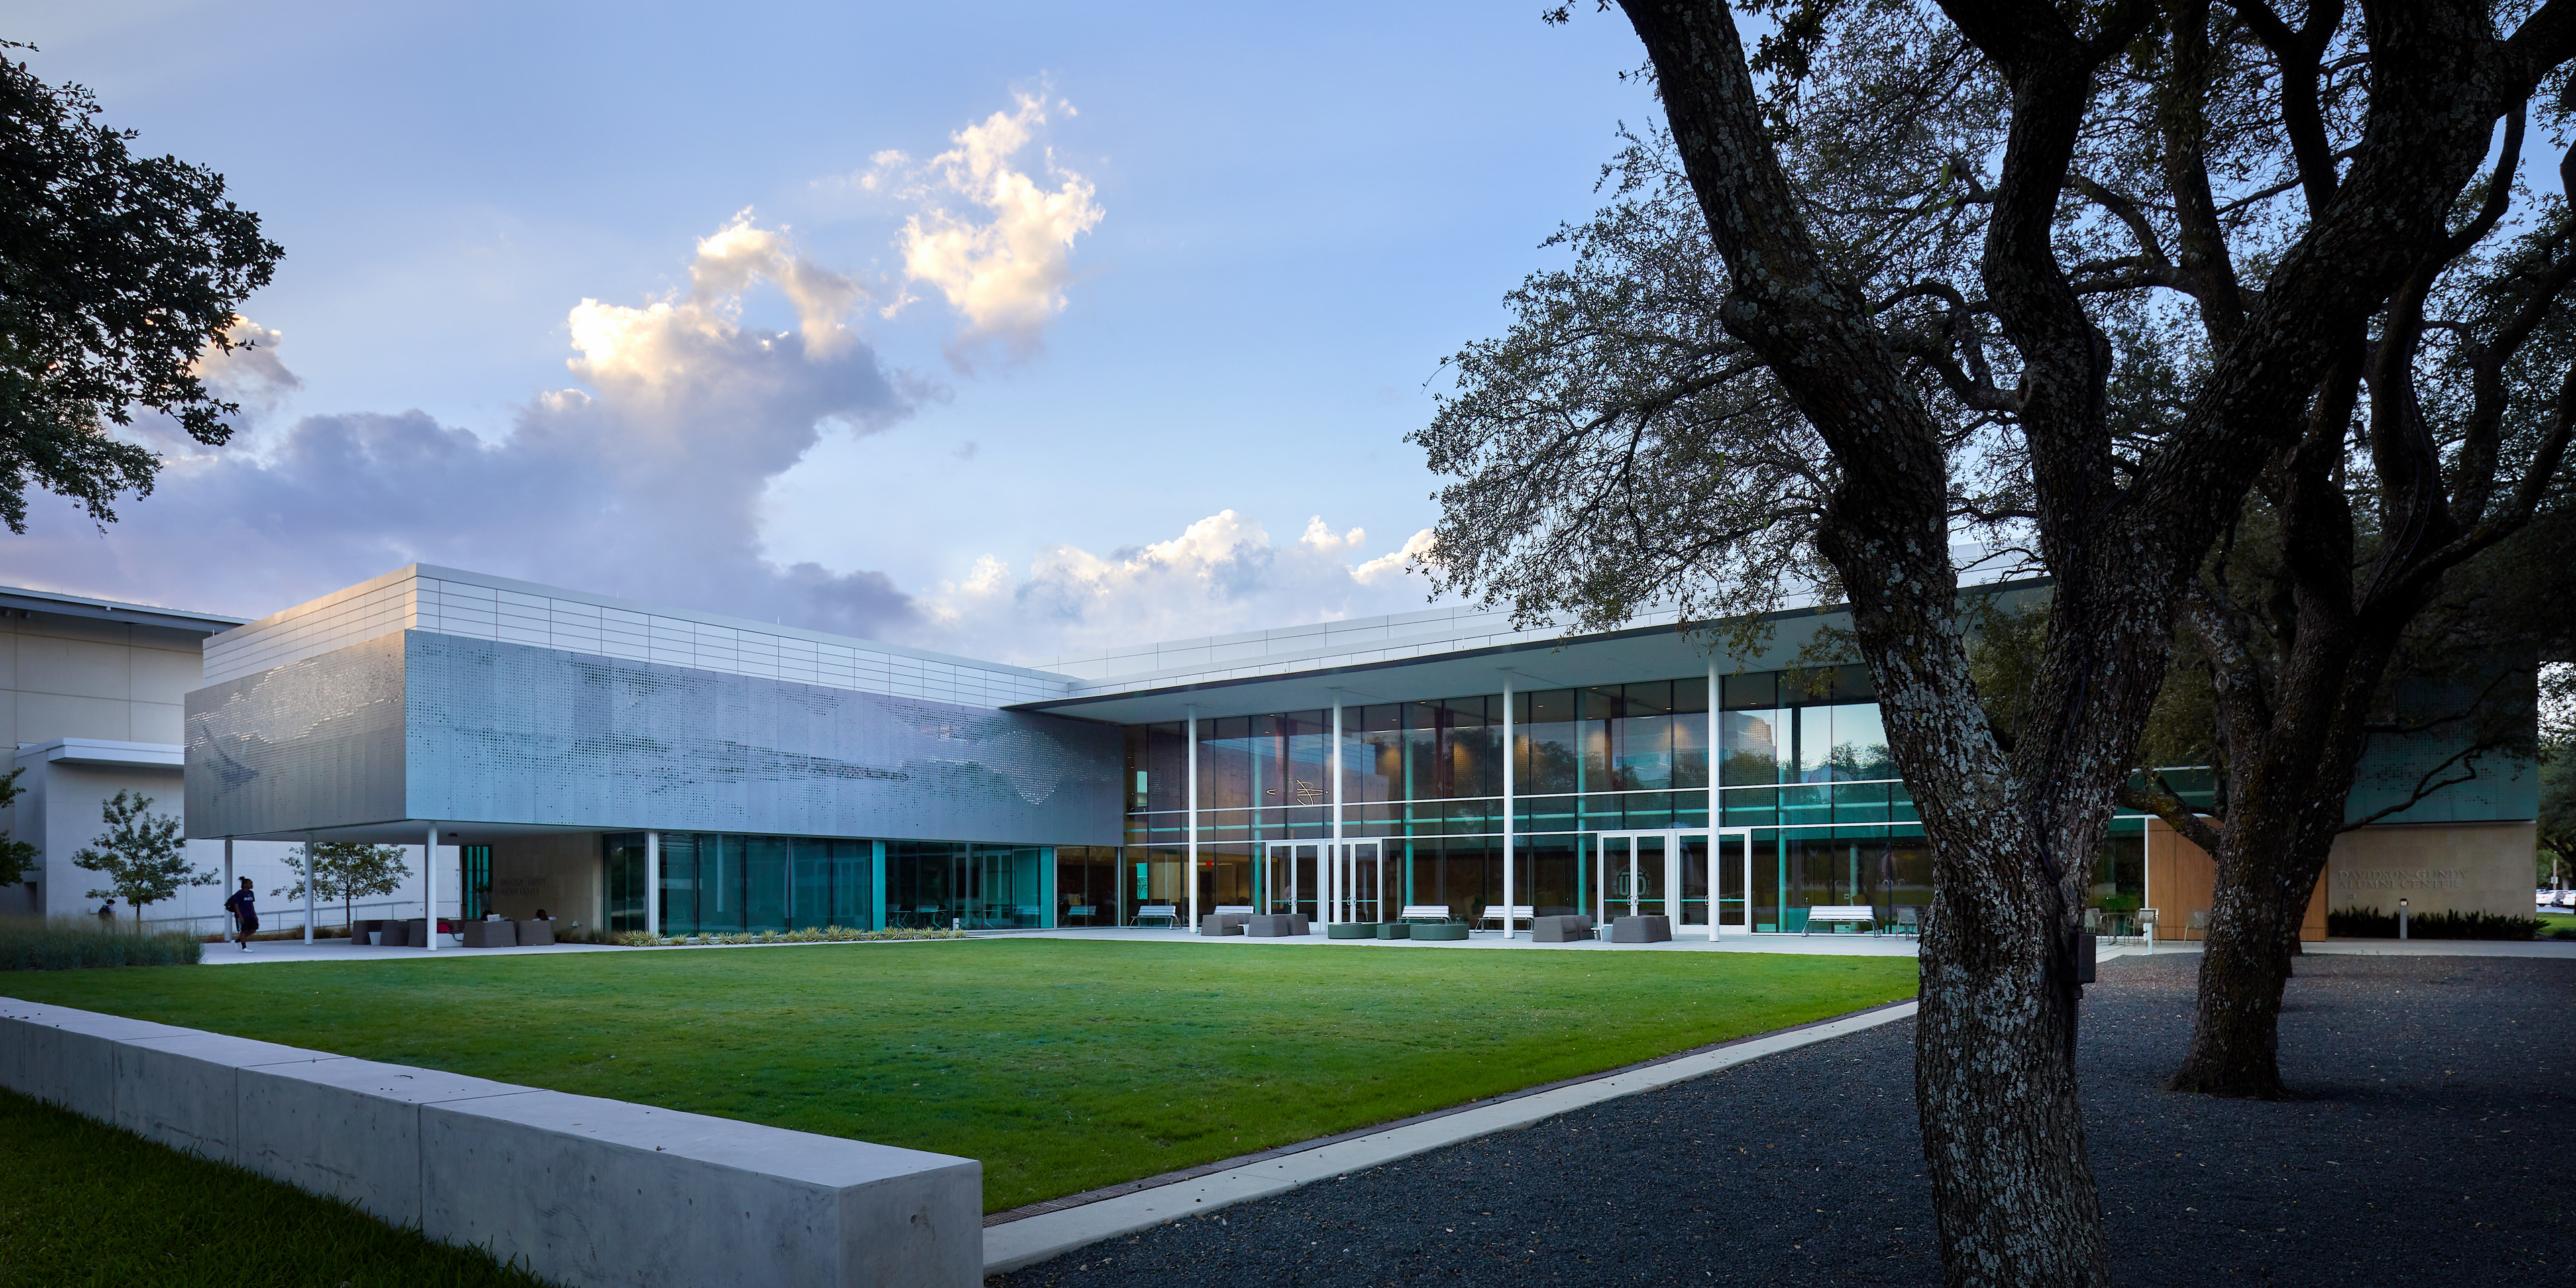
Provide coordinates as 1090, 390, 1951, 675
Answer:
988, 953, 2573, 1286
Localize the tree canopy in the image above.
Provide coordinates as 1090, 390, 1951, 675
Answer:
72, 789, 210, 922
0, 44, 282, 533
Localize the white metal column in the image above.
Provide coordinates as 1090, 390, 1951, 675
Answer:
1499, 669, 1515, 939
1328, 692, 1343, 926
300, 833, 313, 945
423, 823, 439, 951
645, 831, 661, 938
1185, 705, 1200, 934
1709, 658, 1721, 938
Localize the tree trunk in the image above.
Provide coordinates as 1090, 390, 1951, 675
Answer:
1915, 894, 2108, 1281
2167, 837, 2303, 1097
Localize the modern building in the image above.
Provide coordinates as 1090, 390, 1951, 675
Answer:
171, 564, 2541, 941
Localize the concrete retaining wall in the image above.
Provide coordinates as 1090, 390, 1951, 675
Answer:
0, 998, 980, 1286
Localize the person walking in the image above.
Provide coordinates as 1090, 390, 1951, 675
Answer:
223, 877, 258, 952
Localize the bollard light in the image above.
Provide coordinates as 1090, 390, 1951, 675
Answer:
2399, 897, 2409, 941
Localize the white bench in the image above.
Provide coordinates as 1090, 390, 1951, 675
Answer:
1398, 905, 1454, 922
1477, 905, 1538, 930
1216, 905, 1256, 916
1805, 905, 1876, 934
1134, 904, 1179, 927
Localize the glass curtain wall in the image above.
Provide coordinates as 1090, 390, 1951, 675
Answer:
885, 842, 1049, 929
1113, 663, 2159, 932
604, 833, 877, 935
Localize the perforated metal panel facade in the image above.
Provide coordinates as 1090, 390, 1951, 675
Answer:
186, 631, 1121, 845
184, 634, 410, 837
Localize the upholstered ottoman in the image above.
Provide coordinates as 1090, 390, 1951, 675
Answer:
1327, 922, 1376, 939
1531, 914, 1595, 943
514, 918, 555, 946
1199, 914, 1248, 936
1609, 914, 1672, 943
1411, 922, 1468, 941
1244, 914, 1307, 937
460, 920, 518, 948
1374, 922, 1411, 940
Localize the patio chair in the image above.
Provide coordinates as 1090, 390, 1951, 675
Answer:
1891, 906, 1922, 936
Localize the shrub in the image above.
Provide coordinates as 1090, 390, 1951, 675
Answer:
1, 916, 203, 970
2326, 906, 2544, 940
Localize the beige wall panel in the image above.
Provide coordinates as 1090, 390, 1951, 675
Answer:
17, 636, 131, 702
2143, 820, 2326, 941
129, 702, 184, 745
2324, 821, 2534, 919
127, 646, 203, 705
15, 692, 130, 743
21, 614, 131, 647
0, 629, 17, 689
488, 834, 601, 931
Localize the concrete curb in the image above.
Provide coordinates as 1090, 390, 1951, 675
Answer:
0, 997, 983, 1287
979, 999, 1921, 1275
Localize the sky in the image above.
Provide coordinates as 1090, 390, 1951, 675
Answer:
0, 1, 1664, 663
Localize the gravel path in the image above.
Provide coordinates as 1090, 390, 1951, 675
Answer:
989, 953, 2573, 1286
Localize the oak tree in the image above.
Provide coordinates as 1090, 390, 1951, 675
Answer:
1424, 2, 2576, 1281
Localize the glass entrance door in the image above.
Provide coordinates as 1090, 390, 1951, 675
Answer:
1259, 843, 1320, 918
1594, 831, 1671, 925
1674, 830, 1711, 934
1330, 841, 1387, 924
1715, 828, 1754, 936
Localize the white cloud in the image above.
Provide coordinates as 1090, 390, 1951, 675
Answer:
922, 510, 1440, 663
864, 92, 1104, 366
5, 218, 922, 639
191, 317, 301, 413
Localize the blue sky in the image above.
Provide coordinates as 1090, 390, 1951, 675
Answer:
1, 1, 1662, 659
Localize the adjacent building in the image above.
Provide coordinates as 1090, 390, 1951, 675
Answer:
0, 584, 307, 926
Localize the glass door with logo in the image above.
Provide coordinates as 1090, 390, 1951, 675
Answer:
1594, 830, 1671, 926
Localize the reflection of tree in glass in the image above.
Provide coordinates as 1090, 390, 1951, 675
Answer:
1719, 751, 1779, 787
1521, 738, 1582, 794
1827, 737, 1896, 782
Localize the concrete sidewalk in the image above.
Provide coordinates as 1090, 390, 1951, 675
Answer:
990, 926, 1927, 955
196, 939, 629, 965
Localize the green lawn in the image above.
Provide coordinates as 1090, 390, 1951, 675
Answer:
1, 939, 1916, 1211
2539, 910, 2576, 937
0, 1088, 549, 1288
